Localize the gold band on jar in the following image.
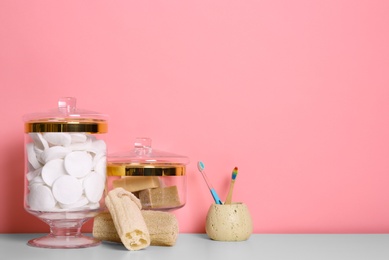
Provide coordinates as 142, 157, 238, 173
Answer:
25, 120, 108, 133
107, 163, 186, 176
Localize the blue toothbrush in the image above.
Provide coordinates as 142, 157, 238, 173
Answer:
197, 161, 223, 205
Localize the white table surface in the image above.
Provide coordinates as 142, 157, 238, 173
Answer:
1, 233, 389, 260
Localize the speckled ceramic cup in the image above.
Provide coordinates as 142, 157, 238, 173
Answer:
205, 203, 253, 241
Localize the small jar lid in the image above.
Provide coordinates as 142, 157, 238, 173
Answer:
23, 97, 108, 133
107, 137, 189, 176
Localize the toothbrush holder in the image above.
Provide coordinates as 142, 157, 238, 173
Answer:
205, 202, 253, 241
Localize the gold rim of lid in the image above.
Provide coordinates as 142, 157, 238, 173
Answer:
24, 98, 108, 133
107, 164, 186, 176
25, 119, 108, 133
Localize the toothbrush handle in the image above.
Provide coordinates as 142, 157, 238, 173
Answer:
225, 180, 235, 204
210, 189, 223, 205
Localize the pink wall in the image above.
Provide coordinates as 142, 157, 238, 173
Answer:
1, 0, 389, 234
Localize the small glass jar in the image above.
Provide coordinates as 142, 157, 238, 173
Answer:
107, 137, 189, 211
23, 97, 108, 248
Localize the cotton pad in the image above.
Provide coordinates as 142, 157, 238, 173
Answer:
28, 175, 44, 186
41, 159, 67, 186
64, 151, 93, 178
40, 146, 72, 164
59, 196, 89, 210
83, 173, 105, 203
26, 143, 42, 169
69, 134, 92, 151
43, 133, 72, 147
88, 139, 107, 154
29, 133, 49, 150
52, 175, 83, 205
27, 168, 42, 182
70, 133, 88, 143
28, 184, 56, 211
93, 155, 107, 178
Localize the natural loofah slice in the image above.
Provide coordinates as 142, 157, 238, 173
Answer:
141, 210, 179, 246
93, 210, 179, 246
105, 188, 150, 250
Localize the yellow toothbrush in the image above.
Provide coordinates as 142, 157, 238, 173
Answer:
225, 167, 238, 204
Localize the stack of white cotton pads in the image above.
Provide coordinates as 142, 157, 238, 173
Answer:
26, 132, 106, 212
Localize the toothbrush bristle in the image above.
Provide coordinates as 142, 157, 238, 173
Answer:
197, 161, 205, 171
232, 167, 238, 180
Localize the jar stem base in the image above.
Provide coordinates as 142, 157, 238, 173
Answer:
27, 219, 101, 249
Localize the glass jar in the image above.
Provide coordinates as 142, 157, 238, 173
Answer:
23, 97, 108, 248
107, 137, 189, 211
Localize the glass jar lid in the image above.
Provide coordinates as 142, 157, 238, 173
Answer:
107, 137, 189, 176
23, 97, 108, 133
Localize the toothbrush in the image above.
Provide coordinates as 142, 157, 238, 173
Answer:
197, 161, 223, 205
225, 167, 238, 204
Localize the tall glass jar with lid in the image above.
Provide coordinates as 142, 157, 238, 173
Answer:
23, 97, 108, 248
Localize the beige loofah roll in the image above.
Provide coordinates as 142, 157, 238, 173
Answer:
93, 210, 179, 246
